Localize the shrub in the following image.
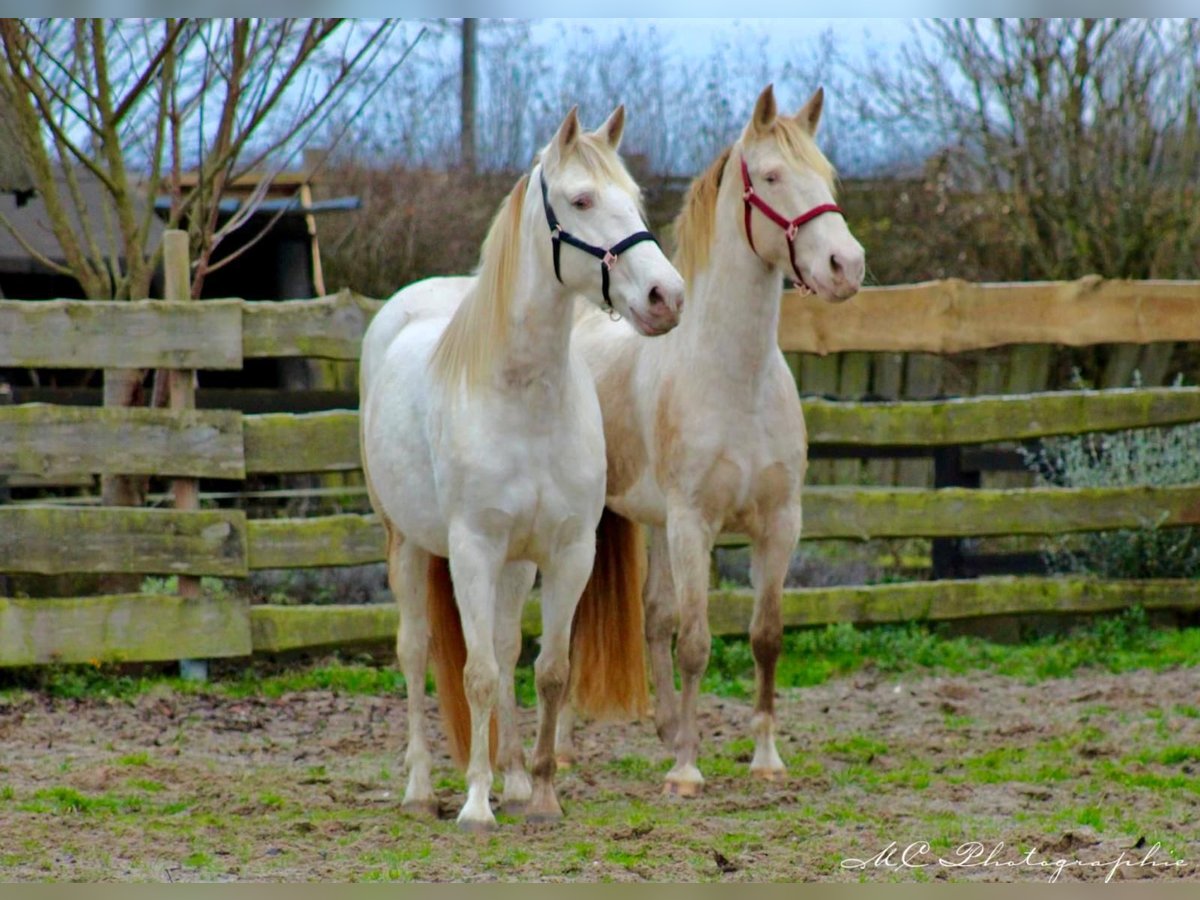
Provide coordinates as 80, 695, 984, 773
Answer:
1023, 404, 1200, 578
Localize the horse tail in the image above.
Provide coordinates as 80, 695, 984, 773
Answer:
426, 554, 497, 769
569, 507, 650, 719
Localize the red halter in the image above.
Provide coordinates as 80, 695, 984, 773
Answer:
739, 156, 843, 285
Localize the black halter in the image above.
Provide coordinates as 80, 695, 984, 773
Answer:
539, 170, 659, 310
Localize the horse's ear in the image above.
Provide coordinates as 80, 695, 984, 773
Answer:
554, 106, 581, 155
595, 104, 625, 150
748, 84, 777, 137
795, 86, 825, 136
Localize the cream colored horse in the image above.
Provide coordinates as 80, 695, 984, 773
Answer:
563, 85, 865, 796
360, 107, 683, 830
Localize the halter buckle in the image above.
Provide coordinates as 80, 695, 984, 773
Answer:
785, 222, 799, 241
742, 187, 754, 201
601, 250, 617, 269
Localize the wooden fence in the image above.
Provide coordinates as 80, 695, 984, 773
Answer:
2, 262, 1200, 666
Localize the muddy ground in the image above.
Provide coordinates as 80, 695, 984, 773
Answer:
1, 665, 1197, 882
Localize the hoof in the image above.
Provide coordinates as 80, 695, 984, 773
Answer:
750, 766, 787, 783
456, 817, 497, 834
662, 778, 703, 798
525, 808, 564, 825
555, 753, 575, 772
401, 799, 440, 818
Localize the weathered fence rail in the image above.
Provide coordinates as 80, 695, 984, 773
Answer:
1, 275, 1199, 667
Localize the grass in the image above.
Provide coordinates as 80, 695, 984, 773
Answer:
3, 604, 1197, 705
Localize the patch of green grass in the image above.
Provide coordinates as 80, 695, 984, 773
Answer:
1136, 745, 1200, 766
183, 851, 214, 869
823, 735, 888, 763
604, 845, 649, 869
605, 755, 664, 780
0, 785, 14, 801
117, 752, 152, 767
21, 786, 144, 815
222, 664, 408, 699
127, 778, 166, 793
942, 711, 975, 730
5, 605, 1195, 709
703, 606, 1200, 696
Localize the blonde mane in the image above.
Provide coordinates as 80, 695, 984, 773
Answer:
430, 174, 528, 390
672, 117, 837, 283
432, 133, 640, 391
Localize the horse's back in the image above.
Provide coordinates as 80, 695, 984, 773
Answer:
361, 276, 475, 401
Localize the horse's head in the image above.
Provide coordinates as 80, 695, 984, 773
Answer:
734, 84, 864, 302
536, 107, 684, 335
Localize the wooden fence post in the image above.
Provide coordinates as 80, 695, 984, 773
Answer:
0, 380, 9, 597
164, 230, 206, 682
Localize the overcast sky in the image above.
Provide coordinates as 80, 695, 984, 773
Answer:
528, 17, 914, 66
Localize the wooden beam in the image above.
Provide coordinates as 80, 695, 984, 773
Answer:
0, 593, 251, 665
243, 410, 359, 474
798, 483, 1200, 540
231, 388, 1200, 477
241, 289, 381, 360
251, 602, 396, 652
0, 404, 244, 479
246, 513, 384, 569
244, 577, 1200, 651
234, 482, 1200, 571
779, 277, 1200, 354
0, 506, 248, 576
802, 387, 1200, 447
0, 299, 243, 369
705, 577, 1200, 632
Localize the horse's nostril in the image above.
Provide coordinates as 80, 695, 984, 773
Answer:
830, 254, 843, 276
649, 285, 664, 306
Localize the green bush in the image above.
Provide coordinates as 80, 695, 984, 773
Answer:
1023, 410, 1200, 578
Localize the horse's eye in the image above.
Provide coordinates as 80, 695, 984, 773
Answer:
571, 194, 593, 210
764, 171, 781, 184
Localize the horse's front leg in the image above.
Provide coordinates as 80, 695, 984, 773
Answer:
447, 528, 505, 831
664, 507, 715, 797
748, 503, 802, 781
495, 560, 537, 814
528, 536, 595, 822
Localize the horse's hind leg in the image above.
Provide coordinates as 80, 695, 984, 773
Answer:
495, 560, 537, 814
643, 525, 680, 750
554, 701, 576, 769
747, 504, 801, 781
389, 526, 437, 816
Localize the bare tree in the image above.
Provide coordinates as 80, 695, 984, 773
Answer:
860, 18, 1200, 279
0, 17, 401, 513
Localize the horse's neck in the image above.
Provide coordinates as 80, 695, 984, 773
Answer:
497, 240, 575, 401
675, 203, 784, 391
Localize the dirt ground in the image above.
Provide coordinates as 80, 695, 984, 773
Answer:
1, 665, 1197, 882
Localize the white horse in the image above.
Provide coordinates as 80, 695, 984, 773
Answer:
560, 85, 865, 795
360, 106, 683, 830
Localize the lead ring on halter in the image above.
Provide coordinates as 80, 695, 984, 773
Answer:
740, 156, 843, 287
539, 169, 659, 311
